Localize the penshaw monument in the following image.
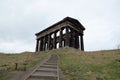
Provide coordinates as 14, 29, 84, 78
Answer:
35, 17, 85, 52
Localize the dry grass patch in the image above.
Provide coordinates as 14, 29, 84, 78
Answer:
57, 47, 120, 80
0, 51, 48, 80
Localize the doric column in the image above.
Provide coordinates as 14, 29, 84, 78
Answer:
35, 39, 39, 52
48, 34, 51, 50
74, 31, 79, 49
69, 28, 72, 47
65, 26, 70, 46
51, 39, 53, 49
80, 35, 84, 51
40, 38, 43, 51
43, 36, 46, 51
59, 29, 63, 48
71, 29, 75, 48
75, 35, 79, 49
53, 31, 57, 49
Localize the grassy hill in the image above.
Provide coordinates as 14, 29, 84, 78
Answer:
56, 47, 120, 80
0, 47, 120, 80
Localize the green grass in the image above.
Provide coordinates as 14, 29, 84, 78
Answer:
0, 51, 48, 80
0, 47, 120, 80
57, 47, 120, 80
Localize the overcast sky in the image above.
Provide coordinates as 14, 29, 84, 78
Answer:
0, 0, 120, 53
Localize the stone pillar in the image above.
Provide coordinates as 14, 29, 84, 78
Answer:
51, 39, 53, 49
69, 28, 72, 47
75, 32, 80, 49
65, 27, 70, 46
43, 36, 46, 51
59, 29, 63, 48
40, 38, 43, 51
38, 39, 41, 51
53, 31, 57, 49
71, 29, 75, 48
75, 35, 79, 49
35, 39, 39, 52
48, 34, 51, 50
80, 35, 84, 51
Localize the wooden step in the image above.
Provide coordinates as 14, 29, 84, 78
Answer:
30, 72, 57, 78
27, 77, 57, 80
37, 67, 57, 72
44, 62, 57, 65
40, 64, 57, 68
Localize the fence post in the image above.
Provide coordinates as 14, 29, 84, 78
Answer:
23, 63, 27, 71
15, 63, 18, 70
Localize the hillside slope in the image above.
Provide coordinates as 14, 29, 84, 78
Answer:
54, 47, 120, 80
0, 47, 120, 80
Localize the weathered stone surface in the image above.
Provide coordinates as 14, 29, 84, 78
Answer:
35, 17, 85, 51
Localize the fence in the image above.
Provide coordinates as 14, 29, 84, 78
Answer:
0, 62, 28, 72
